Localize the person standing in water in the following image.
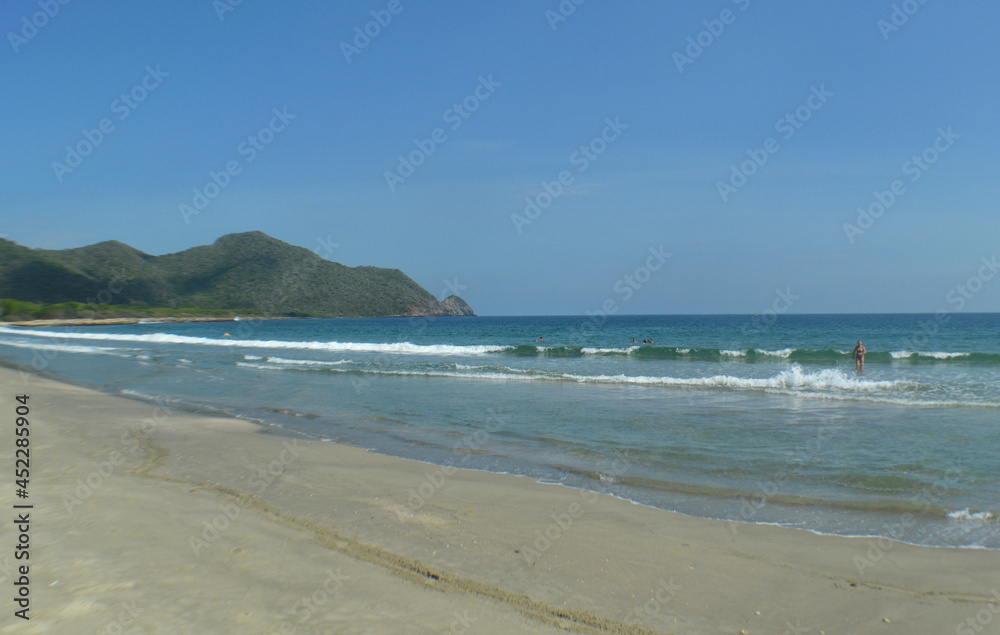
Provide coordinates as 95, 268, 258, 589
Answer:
852, 340, 867, 368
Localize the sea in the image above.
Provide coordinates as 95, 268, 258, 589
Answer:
2, 313, 999, 549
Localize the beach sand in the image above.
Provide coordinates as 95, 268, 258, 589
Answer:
3, 365, 999, 634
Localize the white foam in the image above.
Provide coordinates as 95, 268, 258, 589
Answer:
0, 327, 508, 356
454, 363, 538, 374
265, 356, 353, 366
755, 348, 794, 358
559, 366, 910, 392
236, 362, 282, 370
0, 339, 123, 356
947, 509, 996, 521
239, 359, 911, 393
721, 349, 746, 357
892, 351, 972, 360
236, 361, 535, 383
581, 347, 635, 354
228, 361, 996, 406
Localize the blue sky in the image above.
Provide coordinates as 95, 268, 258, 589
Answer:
3, 1, 999, 315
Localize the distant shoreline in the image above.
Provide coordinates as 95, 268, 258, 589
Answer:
3, 315, 255, 327
2, 313, 473, 327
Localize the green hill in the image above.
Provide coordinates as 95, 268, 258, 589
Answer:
0, 231, 474, 319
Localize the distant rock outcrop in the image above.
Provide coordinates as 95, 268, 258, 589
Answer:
439, 295, 475, 316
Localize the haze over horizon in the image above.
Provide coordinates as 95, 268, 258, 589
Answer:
4, 1, 999, 316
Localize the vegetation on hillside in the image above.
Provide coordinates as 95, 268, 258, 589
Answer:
0, 299, 268, 322
0, 231, 474, 319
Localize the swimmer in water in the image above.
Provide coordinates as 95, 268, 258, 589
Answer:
852, 340, 866, 368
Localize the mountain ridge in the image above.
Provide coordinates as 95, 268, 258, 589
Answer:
0, 231, 474, 318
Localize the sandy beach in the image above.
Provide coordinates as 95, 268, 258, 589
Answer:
3, 365, 999, 634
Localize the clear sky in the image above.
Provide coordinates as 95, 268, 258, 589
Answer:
3, 1, 999, 315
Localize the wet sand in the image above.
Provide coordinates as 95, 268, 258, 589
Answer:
3, 366, 999, 634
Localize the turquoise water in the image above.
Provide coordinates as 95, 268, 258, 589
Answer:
2, 313, 999, 548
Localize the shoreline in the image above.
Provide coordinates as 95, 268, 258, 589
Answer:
111, 379, 1000, 553
8, 365, 1000, 632
1, 316, 249, 327
1, 313, 474, 328
27, 366, 1000, 553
